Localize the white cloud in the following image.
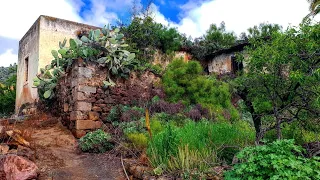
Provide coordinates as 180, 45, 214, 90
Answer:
0, 49, 18, 67
176, 0, 319, 37
150, 3, 173, 26
81, 0, 138, 26
0, 0, 84, 40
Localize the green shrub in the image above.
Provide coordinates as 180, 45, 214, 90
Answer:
126, 133, 148, 149
225, 139, 320, 180
119, 118, 146, 134
106, 105, 121, 124
162, 59, 239, 121
79, 129, 114, 153
150, 118, 164, 135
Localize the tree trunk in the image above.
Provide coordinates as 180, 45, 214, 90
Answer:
276, 118, 282, 140
273, 106, 282, 140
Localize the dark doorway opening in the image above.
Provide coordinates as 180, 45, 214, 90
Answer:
231, 55, 243, 74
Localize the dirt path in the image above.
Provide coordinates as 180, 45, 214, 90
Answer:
22, 119, 126, 180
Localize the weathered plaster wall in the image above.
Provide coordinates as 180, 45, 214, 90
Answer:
56, 59, 163, 138
16, 15, 99, 114
153, 50, 191, 69
208, 54, 232, 74
38, 16, 98, 71
16, 18, 40, 114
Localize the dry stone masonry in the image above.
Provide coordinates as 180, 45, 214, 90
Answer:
56, 59, 163, 138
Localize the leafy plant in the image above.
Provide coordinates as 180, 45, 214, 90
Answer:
79, 129, 114, 153
225, 139, 320, 179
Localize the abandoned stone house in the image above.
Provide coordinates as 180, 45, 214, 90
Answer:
203, 42, 249, 75
16, 15, 99, 114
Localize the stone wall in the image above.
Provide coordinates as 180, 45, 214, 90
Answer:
56, 59, 162, 138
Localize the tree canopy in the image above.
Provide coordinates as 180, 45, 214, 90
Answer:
235, 21, 320, 142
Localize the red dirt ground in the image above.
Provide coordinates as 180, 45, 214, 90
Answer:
2, 115, 126, 180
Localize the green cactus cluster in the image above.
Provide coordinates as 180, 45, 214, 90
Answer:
33, 25, 135, 100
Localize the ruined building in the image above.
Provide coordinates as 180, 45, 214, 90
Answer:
16, 15, 98, 114
203, 42, 249, 75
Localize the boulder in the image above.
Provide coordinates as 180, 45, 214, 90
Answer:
0, 154, 38, 180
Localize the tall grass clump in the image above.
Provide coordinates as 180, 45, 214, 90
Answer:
147, 120, 255, 173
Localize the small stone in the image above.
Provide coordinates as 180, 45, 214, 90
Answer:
104, 97, 114, 104
63, 103, 69, 112
96, 99, 104, 104
97, 88, 104, 94
92, 106, 102, 112
70, 111, 88, 120
95, 121, 102, 129
87, 97, 96, 103
88, 112, 99, 121
76, 120, 96, 130
75, 92, 87, 101
79, 67, 93, 78
75, 102, 92, 111
72, 129, 87, 138
0, 144, 9, 154
78, 85, 97, 94
97, 104, 107, 108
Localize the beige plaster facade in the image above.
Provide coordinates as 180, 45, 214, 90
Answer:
208, 54, 233, 74
16, 15, 98, 114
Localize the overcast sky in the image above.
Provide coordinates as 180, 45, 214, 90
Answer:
0, 0, 317, 67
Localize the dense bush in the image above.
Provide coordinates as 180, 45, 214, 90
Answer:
162, 59, 239, 121
79, 129, 114, 153
122, 17, 183, 62
188, 22, 237, 60
264, 122, 319, 145
147, 120, 255, 173
225, 139, 320, 179
0, 65, 16, 117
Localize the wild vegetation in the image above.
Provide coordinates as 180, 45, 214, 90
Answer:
28, 1, 320, 179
